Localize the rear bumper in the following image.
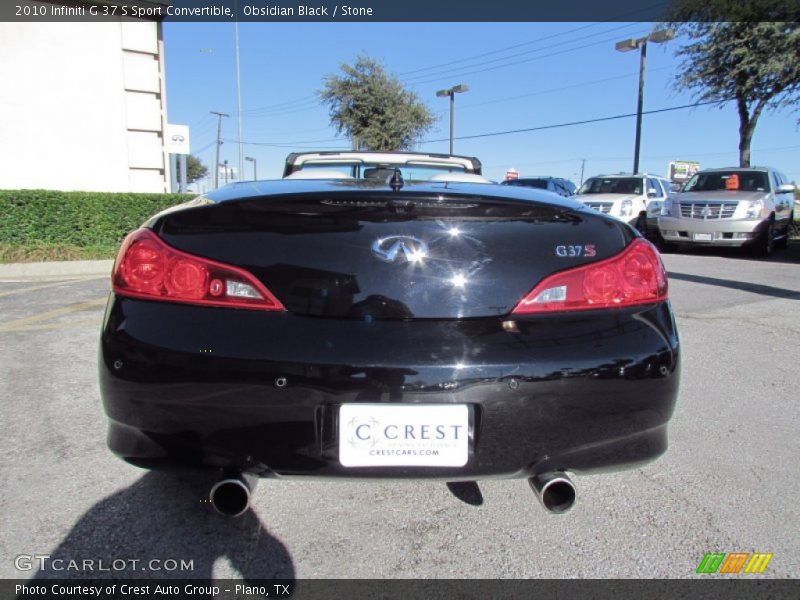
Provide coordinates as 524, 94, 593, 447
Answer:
658, 216, 765, 246
99, 296, 680, 479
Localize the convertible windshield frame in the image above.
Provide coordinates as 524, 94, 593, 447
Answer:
293, 161, 468, 181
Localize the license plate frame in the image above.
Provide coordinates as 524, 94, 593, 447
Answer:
338, 404, 469, 468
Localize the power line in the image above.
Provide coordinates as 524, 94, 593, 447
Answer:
226, 28, 652, 123
406, 27, 652, 87
220, 100, 723, 149
403, 22, 644, 84
190, 119, 218, 138
223, 136, 342, 147
240, 94, 320, 115
242, 97, 322, 118
396, 1, 667, 77
456, 66, 671, 112
482, 145, 800, 170
397, 22, 612, 77
188, 113, 214, 128
418, 100, 726, 144
250, 125, 332, 136
588, 144, 800, 162
243, 103, 326, 120
192, 140, 217, 155
232, 20, 650, 119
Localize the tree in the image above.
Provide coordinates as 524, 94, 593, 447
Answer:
667, 2, 800, 167
319, 55, 435, 151
185, 155, 208, 184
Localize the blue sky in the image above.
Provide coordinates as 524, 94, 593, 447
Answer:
163, 22, 800, 184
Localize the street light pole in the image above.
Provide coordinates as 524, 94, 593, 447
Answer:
211, 111, 229, 189
615, 29, 673, 174
448, 92, 455, 155
632, 40, 647, 175
245, 156, 257, 180
436, 84, 469, 155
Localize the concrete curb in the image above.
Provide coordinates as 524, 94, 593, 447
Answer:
0, 260, 113, 281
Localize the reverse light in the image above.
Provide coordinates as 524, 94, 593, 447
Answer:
112, 229, 285, 311
512, 238, 667, 314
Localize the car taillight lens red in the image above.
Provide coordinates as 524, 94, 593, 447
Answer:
112, 229, 285, 311
512, 238, 667, 314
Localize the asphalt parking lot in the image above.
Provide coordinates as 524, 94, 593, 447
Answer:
1, 244, 798, 580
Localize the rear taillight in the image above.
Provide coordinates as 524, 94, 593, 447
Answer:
512, 238, 667, 314
112, 229, 284, 311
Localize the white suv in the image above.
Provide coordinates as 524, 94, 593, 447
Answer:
658, 167, 795, 257
574, 173, 672, 237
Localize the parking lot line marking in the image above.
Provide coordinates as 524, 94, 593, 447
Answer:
0, 297, 107, 332
0, 277, 106, 298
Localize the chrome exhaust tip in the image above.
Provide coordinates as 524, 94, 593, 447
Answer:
210, 474, 256, 517
528, 472, 576, 514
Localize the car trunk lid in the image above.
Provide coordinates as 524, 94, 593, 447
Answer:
154, 187, 633, 319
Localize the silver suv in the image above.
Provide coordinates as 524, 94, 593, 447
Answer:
658, 167, 795, 256
575, 173, 672, 237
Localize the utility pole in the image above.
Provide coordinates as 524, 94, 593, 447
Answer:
223, 159, 229, 185
211, 111, 229, 189
579, 159, 586, 185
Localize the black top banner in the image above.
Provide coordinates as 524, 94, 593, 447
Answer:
3, 0, 800, 22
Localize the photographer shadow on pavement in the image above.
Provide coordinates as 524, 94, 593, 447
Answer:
28, 469, 295, 581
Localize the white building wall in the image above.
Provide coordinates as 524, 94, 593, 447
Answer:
0, 9, 169, 193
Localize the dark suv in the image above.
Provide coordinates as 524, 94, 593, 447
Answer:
501, 176, 577, 197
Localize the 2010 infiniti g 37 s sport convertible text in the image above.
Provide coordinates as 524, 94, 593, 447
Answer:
99, 161, 680, 517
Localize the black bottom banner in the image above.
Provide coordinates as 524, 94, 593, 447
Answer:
4, 579, 800, 600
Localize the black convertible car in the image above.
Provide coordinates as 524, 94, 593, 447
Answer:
100, 153, 679, 516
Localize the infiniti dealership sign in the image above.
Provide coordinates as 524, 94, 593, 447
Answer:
166, 124, 191, 155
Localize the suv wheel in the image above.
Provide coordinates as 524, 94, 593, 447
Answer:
654, 237, 677, 253
751, 217, 775, 258
634, 213, 648, 237
775, 212, 792, 250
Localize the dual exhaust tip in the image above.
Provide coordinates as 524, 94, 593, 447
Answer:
528, 471, 576, 514
209, 474, 256, 517
209, 470, 575, 517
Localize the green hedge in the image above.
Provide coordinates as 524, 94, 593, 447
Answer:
0, 190, 193, 248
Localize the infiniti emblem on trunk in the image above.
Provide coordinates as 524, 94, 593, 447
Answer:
371, 236, 429, 263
